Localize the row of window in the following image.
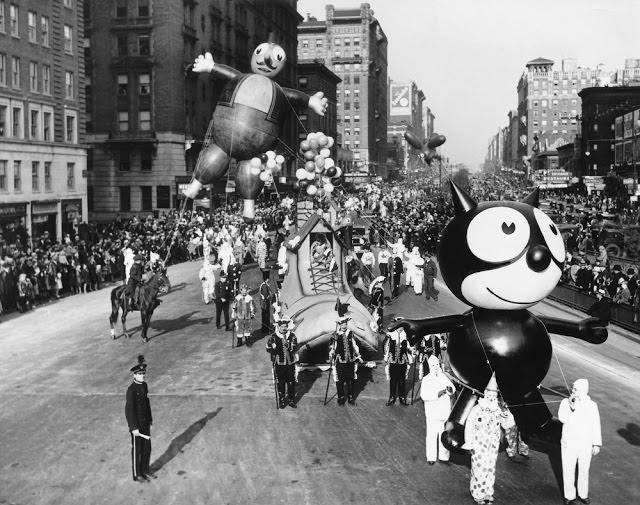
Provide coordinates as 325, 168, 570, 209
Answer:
0, 159, 75, 193
0, 54, 75, 99
0, 2, 74, 53
0, 99, 78, 143
334, 63, 362, 72
115, 0, 150, 18
115, 33, 151, 57
300, 37, 361, 48
532, 98, 578, 108
532, 130, 572, 136
109, 185, 171, 213
532, 119, 577, 127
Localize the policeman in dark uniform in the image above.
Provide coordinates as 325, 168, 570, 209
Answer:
125, 355, 154, 482
227, 258, 242, 296
383, 329, 411, 406
125, 254, 145, 309
259, 277, 274, 336
390, 250, 404, 298
266, 316, 298, 408
329, 316, 362, 405
214, 271, 231, 330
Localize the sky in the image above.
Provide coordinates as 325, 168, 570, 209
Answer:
296, 0, 640, 170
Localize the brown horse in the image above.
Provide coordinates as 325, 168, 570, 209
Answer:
109, 269, 170, 342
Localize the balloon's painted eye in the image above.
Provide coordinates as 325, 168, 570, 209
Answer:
256, 47, 262, 54
467, 207, 530, 263
534, 208, 565, 262
272, 47, 286, 62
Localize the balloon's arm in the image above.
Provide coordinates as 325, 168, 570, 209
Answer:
282, 87, 312, 108
387, 314, 466, 344
539, 315, 608, 344
210, 63, 242, 81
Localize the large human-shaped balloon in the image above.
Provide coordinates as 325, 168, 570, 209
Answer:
389, 181, 608, 449
184, 34, 328, 220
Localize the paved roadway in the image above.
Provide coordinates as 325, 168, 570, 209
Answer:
0, 260, 639, 505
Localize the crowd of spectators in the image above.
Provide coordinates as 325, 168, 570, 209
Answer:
0, 200, 293, 320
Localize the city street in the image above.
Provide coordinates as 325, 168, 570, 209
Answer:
1, 260, 639, 505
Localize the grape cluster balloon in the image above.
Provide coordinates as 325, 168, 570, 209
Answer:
295, 132, 343, 196
249, 150, 285, 185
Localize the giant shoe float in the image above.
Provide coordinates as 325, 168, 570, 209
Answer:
279, 213, 379, 364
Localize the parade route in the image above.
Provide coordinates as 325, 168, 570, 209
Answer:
1, 260, 639, 505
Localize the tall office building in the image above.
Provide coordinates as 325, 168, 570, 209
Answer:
0, 0, 87, 242
516, 57, 600, 171
298, 3, 388, 177
387, 79, 425, 172
85, 0, 301, 220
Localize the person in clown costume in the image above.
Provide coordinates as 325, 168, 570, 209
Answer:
184, 35, 328, 219
464, 374, 511, 505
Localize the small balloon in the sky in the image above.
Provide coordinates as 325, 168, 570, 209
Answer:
266, 150, 276, 159
275, 154, 285, 164
318, 134, 328, 147
300, 140, 310, 152
325, 166, 337, 178
250, 166, 262, 176
320, 148, 331, 158
309, 138, 319, 150
250, 157, 262, 168
323, 182, 334, 193
307, 132, 317, 141
306, 184, 318, 196
304, 150, 316, 161
315, 156, 325, 169
259, 171, 270, 182
326, 136, 334, 148
266, 158, 277, 169
324, 158, 335, 169
296, 168, 307, 180
334, 166, 342, 177
305, 160, 316, 172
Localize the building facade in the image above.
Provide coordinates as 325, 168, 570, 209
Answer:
516, 57, 600, 171
298, 3, 388, 177
386, 79, 425, 174
0, 0, 87, 242
85, 0, 301, 220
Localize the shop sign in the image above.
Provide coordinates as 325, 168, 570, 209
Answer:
31, 201, 58, 214
0, 203, 27, 218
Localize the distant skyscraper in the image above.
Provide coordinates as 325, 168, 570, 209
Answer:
298, 3, 388, 177
516, 57, 600, 170
0, 0, 87, 241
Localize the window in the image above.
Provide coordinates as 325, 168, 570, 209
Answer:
316, 39, 322, 47
335, 37, 341, 46
354, 76, 359, 84
116, 0, 127, 18
29, 61, 37, 92
11, 56, 19, 88
118, 111, 129, 131
41, 16, 49, 46
0, 104, 6, 136
120, 186, 131, 211
0, 1, 4, 33
13, 160, 21, 191
66, 162, 75, 189
354, 63, 360, 71
141, 151, 152, 171
12, 104, 22, 138
32, 161, 39, 191
119, 150, 130, 171
65, 113, 76, 143
65, 71, 74, 99
298, 76, 308, 89
138, 110, 150, 130
117, 74, 128, 95
117, 35, 127, 56
141, 186, 152, 211
354, 115, 360, 122
64, 25, 73, 54
156, 186, 170, 208
44, 161, 51, 190
302, 39, 308, 48
9, 4, 17, 37
29, 108, 39, 139
138, 35, 150, 55
0, 160, 6, 191
138, 0, 149, 16
64, 0, 73, 7
27, 11, 36, 42
42, 64, 50, 94
0, 53, 5, 85
43, 108, 52, 141
138, 73, 150, 94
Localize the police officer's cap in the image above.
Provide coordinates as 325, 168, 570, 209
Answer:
134, 254, 145, 261
130, 355, 147, 373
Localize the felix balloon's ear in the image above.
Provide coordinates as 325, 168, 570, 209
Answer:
449, 180, 477, 215
521, 187, 540, 208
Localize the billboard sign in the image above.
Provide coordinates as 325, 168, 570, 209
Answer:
390, 84, 411, 117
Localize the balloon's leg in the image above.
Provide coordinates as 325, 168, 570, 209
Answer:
183, 143, 230, 199
242, 199, 255, 222
510, 389, 560, 444
441, 386, 477, 451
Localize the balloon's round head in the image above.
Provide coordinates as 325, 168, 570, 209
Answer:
251, 37, 286, 78
438, 182, 565, 310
